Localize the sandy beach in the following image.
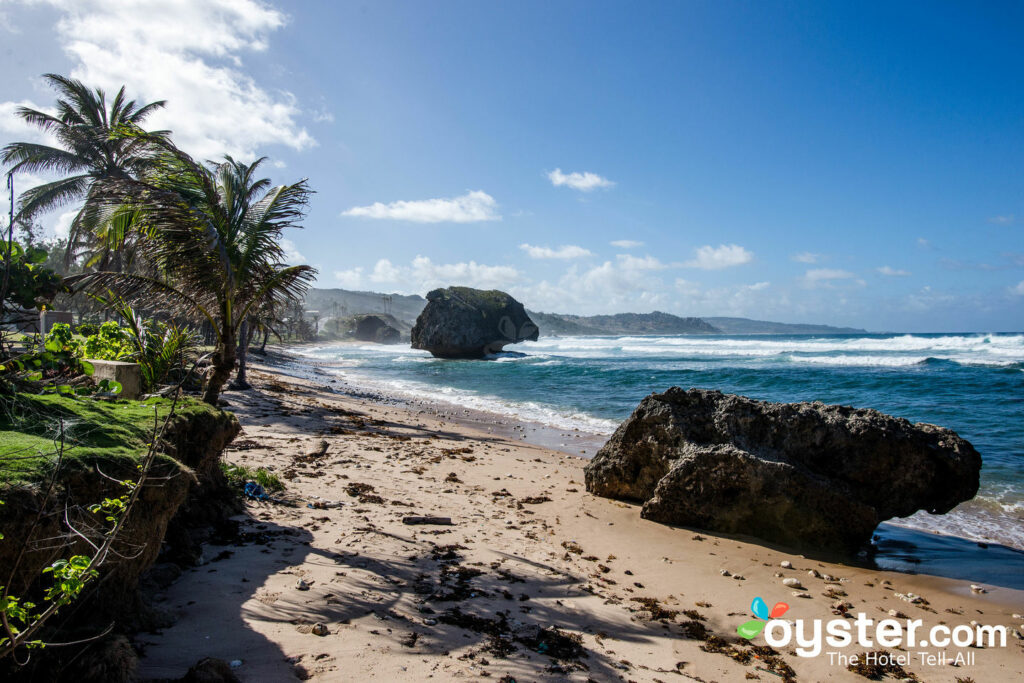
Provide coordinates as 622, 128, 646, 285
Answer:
133, 351, 1024, 682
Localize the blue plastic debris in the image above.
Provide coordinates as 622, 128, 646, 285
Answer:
244, 481, 269, 500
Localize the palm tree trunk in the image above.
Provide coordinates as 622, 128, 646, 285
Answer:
257, 328, 269, 355
202, 326, 236, 404
229, 318, 252, 390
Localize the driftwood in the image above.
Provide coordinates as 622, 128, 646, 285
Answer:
401, 516, 453, 526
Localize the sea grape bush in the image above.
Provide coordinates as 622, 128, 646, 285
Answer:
43, 323, 80, 355
82, 321, 132, 360
74, 323, 99, 338
41, 311, 196, 392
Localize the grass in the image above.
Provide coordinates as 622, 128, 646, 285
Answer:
221, 461, 285, 492
0, 393, 216, 486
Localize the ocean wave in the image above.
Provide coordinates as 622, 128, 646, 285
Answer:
527, 332, 1024, 356
787, 355, 935, 367
337, 370, 619, 435
523, 333, 1024, 368
889, 504, 1024, 552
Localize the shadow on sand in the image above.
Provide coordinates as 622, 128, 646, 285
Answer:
136, 508, 707, 681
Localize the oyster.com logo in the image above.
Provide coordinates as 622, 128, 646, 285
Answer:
735, 593, 1007, 661
737, 596, 789, 639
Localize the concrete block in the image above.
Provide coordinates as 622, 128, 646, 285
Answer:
40, 310, 74, 335
87, 359, 142, 399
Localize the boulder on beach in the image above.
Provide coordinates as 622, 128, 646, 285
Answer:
584, 387, 981, 554
351, 314, 401, 344
411, 286, 539, 359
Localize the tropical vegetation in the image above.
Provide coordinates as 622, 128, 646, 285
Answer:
0, 72, 318, 666
1, 73, 317, 403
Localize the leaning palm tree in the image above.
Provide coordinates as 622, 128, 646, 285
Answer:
1, 74, 167, 266
68, 137, 316, 404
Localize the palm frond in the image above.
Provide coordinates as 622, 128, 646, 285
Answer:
14, 175, 90, 220
1, 142, 90, 175
66, 271, 218, 335
131, 100, 167, 123
237, 264, 317, 326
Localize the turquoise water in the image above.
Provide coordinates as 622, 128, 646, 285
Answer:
299, 333, 1024, 550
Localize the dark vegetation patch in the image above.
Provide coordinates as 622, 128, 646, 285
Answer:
519, 496, 551, 505
630, 597, 679, 621
847, 650, 919, 680
438, 607, 586, 667
678, 620, 709, 639
344, 482, 375, 497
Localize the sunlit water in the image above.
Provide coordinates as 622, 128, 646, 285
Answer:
297, 333, 1024, 552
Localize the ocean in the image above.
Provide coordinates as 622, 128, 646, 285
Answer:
296, 333, 1024, 571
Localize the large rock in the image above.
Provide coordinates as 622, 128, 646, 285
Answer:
584, 388, 981, 554
411, 286, 539, 359
352, 314, 401, 344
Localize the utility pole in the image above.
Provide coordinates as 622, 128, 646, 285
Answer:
1, 173, 15, 313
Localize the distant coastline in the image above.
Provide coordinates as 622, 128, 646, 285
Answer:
304, 287, 869, 337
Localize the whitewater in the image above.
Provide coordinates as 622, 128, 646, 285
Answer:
297, 332, 1024, 551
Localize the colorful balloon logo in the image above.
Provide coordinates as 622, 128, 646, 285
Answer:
736, 596, 789, 639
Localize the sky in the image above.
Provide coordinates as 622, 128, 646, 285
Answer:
1, 0, 1022, 332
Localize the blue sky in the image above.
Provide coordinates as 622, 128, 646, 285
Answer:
1, 0, 1022, 331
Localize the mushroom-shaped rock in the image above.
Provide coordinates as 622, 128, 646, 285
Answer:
411, 286, 539, 359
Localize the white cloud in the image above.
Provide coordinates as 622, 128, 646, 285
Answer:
3, 0, 314, 160
902, 285, 960, 312
516, 255, 675, 313
876, 266, 910, 277
342, 190, 500, 223
520, 243, 593, 260
1010, 281, 1024, 296
616, 254, 668, 270
791, 251, 820, 264
338, 256, 520, 293
989, 215, 1014, 225
409, 256, 519, 289
333, 267, 364, 289
610, 239, 643, 248
916, 237, 932, 249
684, 244, 753, 270
51, 209, 78, 240
0, 100, 58, 143
805, 268, 855, 281
279, 238, 305, 265
369, 258, 401, 282
673, 279, 774, 315
312, 107, 335, 123
547, 168, 614, 192
802, 268, 862, 290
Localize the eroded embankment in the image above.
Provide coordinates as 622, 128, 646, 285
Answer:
0, 394, 238, 681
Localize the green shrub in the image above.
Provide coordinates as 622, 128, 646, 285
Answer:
44, 323, 81, 356
75, 322, 99, 337
221, 461, 285, 492
83, 321, 133, 360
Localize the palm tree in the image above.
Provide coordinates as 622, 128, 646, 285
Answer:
68, 138, 315, 404
1, 74, 167, 266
